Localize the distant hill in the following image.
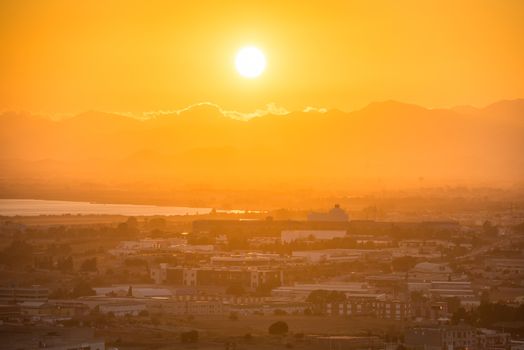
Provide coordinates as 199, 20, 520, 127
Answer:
1, 100, 523, 201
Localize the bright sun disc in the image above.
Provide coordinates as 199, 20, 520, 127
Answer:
235, 46, 266, 78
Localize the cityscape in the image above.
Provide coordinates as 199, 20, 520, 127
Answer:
1, 1, 524, 350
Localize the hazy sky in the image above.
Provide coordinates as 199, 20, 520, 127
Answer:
1, 0, 523, 114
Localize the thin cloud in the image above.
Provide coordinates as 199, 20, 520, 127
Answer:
303, 106, 328, 113
125, 102, 290, 121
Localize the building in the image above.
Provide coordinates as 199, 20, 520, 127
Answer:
428, 281, 476, 300
0, 327, 103, 350
408, 262, 453, 281
484, 258, 524, 275
35, 340, 105, 350
147, 295, 269, 316
395, 239, 453, 258
108, 238, 192, 256
405, 324, 478, 350
19, 301, 54, 317
405, 326, 512, 350
272, 282, 376, 300
411, 301, 449, 321
281, 230, 346, 243
292, 249, 383, 263
98, 301, 146, 317
192, 218, 352, 237
327, 297, 412, 320
210, 252, 284, 266
52, 302, 91, 318
192, 218, 459, 237
94, 286, 173, 298
150, 264, 284, 290
306, 335, 383, 350
375, 299, 412, 320
0, 304, 20, 321
230, 301, 309, 315
477, 328, 511, 350
0, 286, 49, 303
308, 204, 349, 222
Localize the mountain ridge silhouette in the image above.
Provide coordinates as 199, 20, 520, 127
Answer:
1, 99, 523, 192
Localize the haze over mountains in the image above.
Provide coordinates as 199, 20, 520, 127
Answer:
1, 99, 523, 207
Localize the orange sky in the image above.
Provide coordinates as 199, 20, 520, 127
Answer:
1, 0, 523, 115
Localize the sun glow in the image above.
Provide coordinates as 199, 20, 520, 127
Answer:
235, 46, 266, 78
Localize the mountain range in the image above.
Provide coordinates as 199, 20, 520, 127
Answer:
1, 99, 523, 205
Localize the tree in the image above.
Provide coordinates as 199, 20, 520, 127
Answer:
180, 330, 199, 343
482, 221, 498, 236
306, 290, 346, 304
147, 217, 166, 230
0, 240, 34, 267
80, 257, 97, 272
446, 297, 461, 313
268, 321, 289, 335
126, 216, 138, 229
514, 222, 524, 234
71, 280, 96, 297
391, 256, 417, 272
57, 256, 74, 272
480, 290, 490, 303
139, 310, 149, 317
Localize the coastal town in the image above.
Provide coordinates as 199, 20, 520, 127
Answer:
1, 200, 523, 350
2, 0, 524, 349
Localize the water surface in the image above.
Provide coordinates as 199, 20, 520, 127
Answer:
0, 199, 213, 216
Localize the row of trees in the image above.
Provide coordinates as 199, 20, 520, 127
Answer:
452, 302, 524, 327
0, 239, 100, 272
50, 280, 96, 298
175, 321, 289, 345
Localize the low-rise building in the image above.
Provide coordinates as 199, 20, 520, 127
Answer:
408, 262, 453, 281
411, 301, 449, 321
281, 230, 347, 243
0, 286, 49, 303
52, 302, 90, 318
0, 304, 20, 321
19, 301, 54, 317
98, 301, 146, 317
327, 298, 412, 320
485, 258, 524, 275
307, 204, 350, 222
292, 249, 389, 263
405, 324, 478, 350
151, 264, 284, 290
429, 281, 476, 300
306, 335, 383, 350
109, 238, 187, 256
230, 301, 309, 316
272, 282, 375, 300
477, 328, 511, 350
36, 340, 105, 350
210, 252, 284, 266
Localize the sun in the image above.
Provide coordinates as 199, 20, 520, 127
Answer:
235, 46, 266, 78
